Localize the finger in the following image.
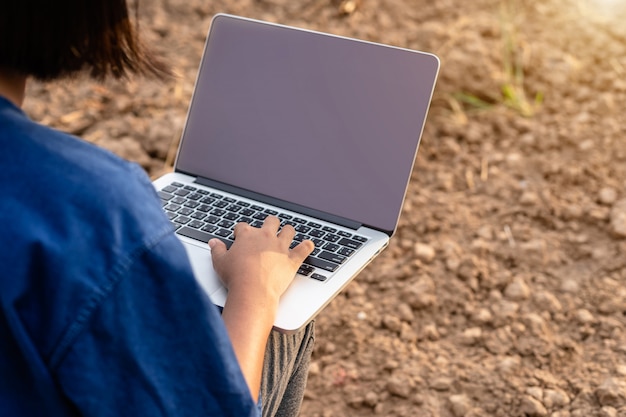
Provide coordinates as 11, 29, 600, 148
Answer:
290, 239, 315, 262
278, 224, 296, 242
262, 216, 281, 232
233, 221, 250, 238
208, 238, 228, 260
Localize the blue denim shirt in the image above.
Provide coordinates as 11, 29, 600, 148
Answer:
0, 96, 258, 416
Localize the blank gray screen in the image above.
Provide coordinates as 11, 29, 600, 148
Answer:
176, 15, 439, 232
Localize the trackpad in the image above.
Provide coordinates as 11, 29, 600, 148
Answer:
182, 243, 224, 297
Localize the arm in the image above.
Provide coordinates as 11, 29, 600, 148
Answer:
208, 217, 313, 400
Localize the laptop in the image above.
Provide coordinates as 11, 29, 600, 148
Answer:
153, 14, 439, 333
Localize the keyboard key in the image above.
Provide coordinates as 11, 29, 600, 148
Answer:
183, 201, 200, 208
293, 217, 307, 224
307, 221, 322, 229
310, 273, 328, 282
337, 231, 352, 238
171, 182, 184, 187
183, 185, 197, 191
197, 204, 211, 213
297, 264, 314, 276
226, 204, 242, 212
236, 201, 250, 207
251, 220, 264, 228
353, 235, 368, 243
217, 219, 235, 229
304, 256, 339, 272
224, 212, 239, 221
158, 191, 174, 201
178, 207, 194, 216
278, 213, 293, 220
177, 226, 232, 248
253, 212, 268, 220
240, 208, 256, 216
187, 193, 203, 201
174, 216, 191, 225
206, 215, 220, 224
172, 196, 186, 204
338, 247, 354, 257
214, 200, 229, 208
188, 220, 204, 229
251, 205, 264, 211
322, 243, 340, 252
210, 193, 223, 199
164, 203, 181, 212
239, 217, 253, 224
338, 238, 363, 250
324, 234, 340, 243
311, 238, 324, 247
174, 189, 190, 197
166, 212, 177, 220
319, 251, 347, 264
309, 229, 325, 238
200, 197, 216, 204
295, 225, 311, 234
223, 197, 236, 203
190, 212, 207, 220
201, 225, 218, 233
264, 209, 278, 215
215, 228, 231, 237
196, 189, 209, 195
322, 226, 337, 233
210, 208, 226, 216
162, 185, 178, 193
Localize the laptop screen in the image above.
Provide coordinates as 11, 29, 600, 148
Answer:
176, 15, 439, 233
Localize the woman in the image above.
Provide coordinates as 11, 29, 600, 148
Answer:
0, 1, 314, 416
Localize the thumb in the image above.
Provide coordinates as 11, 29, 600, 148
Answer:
290, 239, 315, 263
208, 238, 228, 261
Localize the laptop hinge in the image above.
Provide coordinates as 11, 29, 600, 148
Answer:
193, 176, 363, 230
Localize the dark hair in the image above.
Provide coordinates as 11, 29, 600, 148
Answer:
0, 0, 170, 80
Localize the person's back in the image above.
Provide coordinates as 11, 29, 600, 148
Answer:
0, 1, 315, 416
0, 95, 260, 416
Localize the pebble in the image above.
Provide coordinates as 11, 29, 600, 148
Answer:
459, 327, 483, 346
449, 394, 472, 417
596, 378, 626, 407
497, 356, 521, 374
598, 187, 618, 205
560, 279, 580, 294
520, 395, 548, 416
430, 377, 453, 391
387, 376, 412, 398
600, 406, 618, 417
543, 388, 570, 408
414, 242, 436, 263
526, 386, 543, 401
534, 291, 563, 313
382, 314, 402, 333
504, 277, 531, 301
609, 199, 626, 237
364, 391, 379, 408
575, 309, 595, 324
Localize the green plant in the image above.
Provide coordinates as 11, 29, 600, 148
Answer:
499, 0, 543, 117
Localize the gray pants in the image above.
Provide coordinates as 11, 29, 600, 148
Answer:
260, 321, 315, 417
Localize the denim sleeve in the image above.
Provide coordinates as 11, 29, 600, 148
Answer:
51, 231, 259, 417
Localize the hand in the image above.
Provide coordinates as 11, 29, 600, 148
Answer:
208, 216, 314, 304
208, 216, 314, 400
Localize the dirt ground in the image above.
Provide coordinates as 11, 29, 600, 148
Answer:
23, 0, 626, 416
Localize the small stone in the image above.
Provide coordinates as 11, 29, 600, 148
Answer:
520, 395, 548, 416
560, 279, 579, 294
473, 308, 493, 324
459, 327, 483, 346
596, 378, 626, 407
543, 388, 570, 408
526, 386, 544, 401
431, 377, 453, 391
599, 187, 618, 205
387, 376, 412, 398
535, 291, 563, 313
397, 303, 415, 322
575, 309, 595, 324
449, 394, 472, 417
600, 406, 617, 417
504, 277, 531, 301
423, 324, 440, 341
382, 314, 402, 333
364, 391, 379, 408
609, 199, 626, 237
497, 356, 520, 374
414, 242, 436, 263
308, 361, 320, 376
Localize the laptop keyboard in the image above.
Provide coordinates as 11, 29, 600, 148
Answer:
158, 181, 369, 282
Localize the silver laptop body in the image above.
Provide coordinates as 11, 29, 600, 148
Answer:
153, 14, 439, 332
